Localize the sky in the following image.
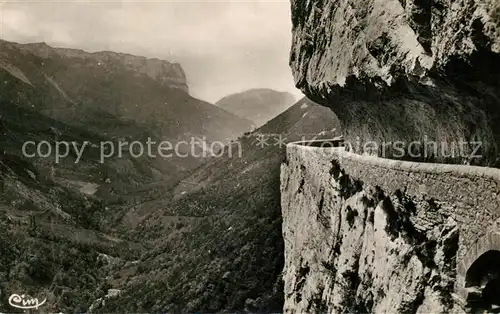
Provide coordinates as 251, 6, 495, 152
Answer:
0, 0, 303, 103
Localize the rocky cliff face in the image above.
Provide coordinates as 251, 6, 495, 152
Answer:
281, 143, 500, 313
289, 0, 500, 166
16, 42, 188, 92
282, 2, 500, 312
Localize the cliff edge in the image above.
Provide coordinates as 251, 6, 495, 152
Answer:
15, 41, 188, 92
281, 141, 500, 313
283, 1, 500, 312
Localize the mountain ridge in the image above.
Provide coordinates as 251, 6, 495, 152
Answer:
9, 40, 189, 92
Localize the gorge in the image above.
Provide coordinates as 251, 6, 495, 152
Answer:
1, 0, 500, 312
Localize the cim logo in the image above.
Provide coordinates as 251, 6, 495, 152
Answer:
8, 293, 47, 310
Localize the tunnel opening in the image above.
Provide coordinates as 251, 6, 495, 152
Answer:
465, 250, 500, 313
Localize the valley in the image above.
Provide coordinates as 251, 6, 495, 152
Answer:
0, 39, 339, 312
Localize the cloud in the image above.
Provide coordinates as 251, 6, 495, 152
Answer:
0, 0, 302, 102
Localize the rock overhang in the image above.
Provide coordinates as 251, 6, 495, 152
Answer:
289, 0, 500, 167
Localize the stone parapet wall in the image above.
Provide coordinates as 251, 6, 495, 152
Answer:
281, 140, 500, 313
287, 141, 500, 255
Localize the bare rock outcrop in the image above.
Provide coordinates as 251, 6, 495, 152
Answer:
15, 41, 188, 92
289, 0, 500, 166
281, 142, 500, 313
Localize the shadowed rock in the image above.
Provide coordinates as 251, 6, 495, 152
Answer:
289, 0, 500, 166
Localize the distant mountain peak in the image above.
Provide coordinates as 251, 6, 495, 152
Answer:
216, 88, 296, 127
